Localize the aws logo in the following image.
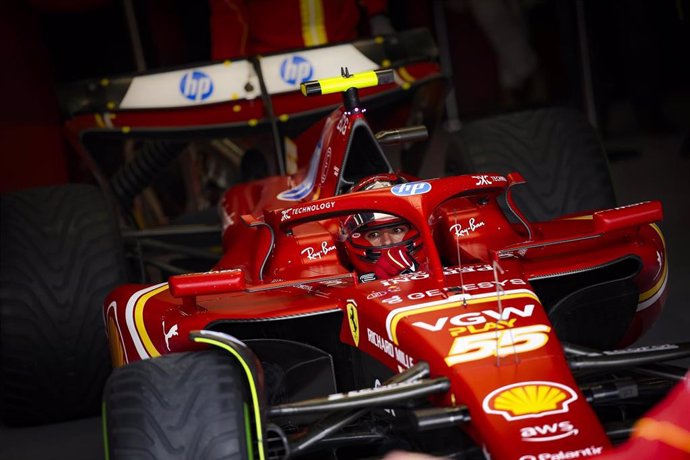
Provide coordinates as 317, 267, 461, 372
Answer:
521, 420, 579, 443
482, 381, 578, 421
280, 56, 313, 85
179, 71, 214, 101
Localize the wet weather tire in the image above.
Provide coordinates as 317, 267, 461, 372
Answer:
445, 108, 616, 221
103, 350, 251, 460
0, 184, 126, 425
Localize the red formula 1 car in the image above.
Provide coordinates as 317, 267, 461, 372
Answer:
96, 69, 685, 460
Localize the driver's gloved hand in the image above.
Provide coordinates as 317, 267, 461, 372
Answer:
372, 247, 419, 280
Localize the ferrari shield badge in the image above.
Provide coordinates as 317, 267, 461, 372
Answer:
346, 299, 360, 346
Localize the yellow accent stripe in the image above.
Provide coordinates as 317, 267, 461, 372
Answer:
134, 284, 169, 357
390, 291, 540, 345
300, 0, 327, 47
397, 66, 415, 83
639, 253, 667, 302
639, 223, 667, 302
651, 223, 667, 247
193, 337, 266, 460
560, 219, 666, 304
635, 417, 690, 453
94, 113, 105, 128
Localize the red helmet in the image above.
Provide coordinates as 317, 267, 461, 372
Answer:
341, 175, 425, 281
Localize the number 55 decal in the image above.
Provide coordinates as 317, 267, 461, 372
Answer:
445, 324, 551, 366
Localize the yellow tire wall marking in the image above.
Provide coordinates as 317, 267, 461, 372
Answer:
193, 336, 266, 460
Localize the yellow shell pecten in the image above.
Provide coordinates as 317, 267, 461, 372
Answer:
483, 380, 578, 420
493, 384, 568, 416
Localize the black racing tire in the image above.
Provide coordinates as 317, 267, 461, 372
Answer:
104, 350, 251, 460
445, 108, 617, 221
0, 184, 126, 425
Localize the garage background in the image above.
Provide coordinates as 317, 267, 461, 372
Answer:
1, 0, 689, 458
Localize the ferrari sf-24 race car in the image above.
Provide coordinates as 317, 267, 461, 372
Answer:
100, 69, 682, 460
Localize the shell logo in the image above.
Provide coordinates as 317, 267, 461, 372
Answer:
483, 381, 578, 421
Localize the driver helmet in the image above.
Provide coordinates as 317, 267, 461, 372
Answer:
341, 174, 425, 281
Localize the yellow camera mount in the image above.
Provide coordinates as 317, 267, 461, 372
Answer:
300, 68, 394, 97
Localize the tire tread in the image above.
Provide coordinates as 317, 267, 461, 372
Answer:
446, 108, 616, 221
104, 351, 249, 460
0, 185, 126, 425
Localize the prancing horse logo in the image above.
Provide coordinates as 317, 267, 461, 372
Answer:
346, 300, 359, 346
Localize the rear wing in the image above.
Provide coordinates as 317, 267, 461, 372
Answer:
59, 28, 440, 118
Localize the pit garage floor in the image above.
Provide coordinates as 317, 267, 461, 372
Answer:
1, 105, 689, 460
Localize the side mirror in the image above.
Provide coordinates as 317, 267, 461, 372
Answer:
168, 269, 246, 298
593, 201, 663, 233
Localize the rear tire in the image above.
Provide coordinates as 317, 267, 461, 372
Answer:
446, 108, 617, 221
103, 351, 251, 460
0, 184, 126, 425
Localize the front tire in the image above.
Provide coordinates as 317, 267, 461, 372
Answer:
103, 351, 251, 460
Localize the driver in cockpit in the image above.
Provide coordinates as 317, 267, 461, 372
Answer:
340, 175, 425, 282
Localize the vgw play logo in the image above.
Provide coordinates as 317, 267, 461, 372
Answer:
179, 71, 214, 101
280, 56, 313, 85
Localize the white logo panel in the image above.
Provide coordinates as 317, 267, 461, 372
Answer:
120, 61, 259, 109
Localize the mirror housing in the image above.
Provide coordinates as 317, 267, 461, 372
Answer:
593, 201, 663, 233
169, 269, 246, 298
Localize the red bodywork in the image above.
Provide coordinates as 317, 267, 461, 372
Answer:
104, 79, 668, 459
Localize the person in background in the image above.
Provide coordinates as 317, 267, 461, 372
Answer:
457, 0, 544, 108
209, 0, 393, 59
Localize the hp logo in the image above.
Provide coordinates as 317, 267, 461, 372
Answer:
280, 56, 313, 85
179, 71, 213, 101
391, 182, 432, 196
